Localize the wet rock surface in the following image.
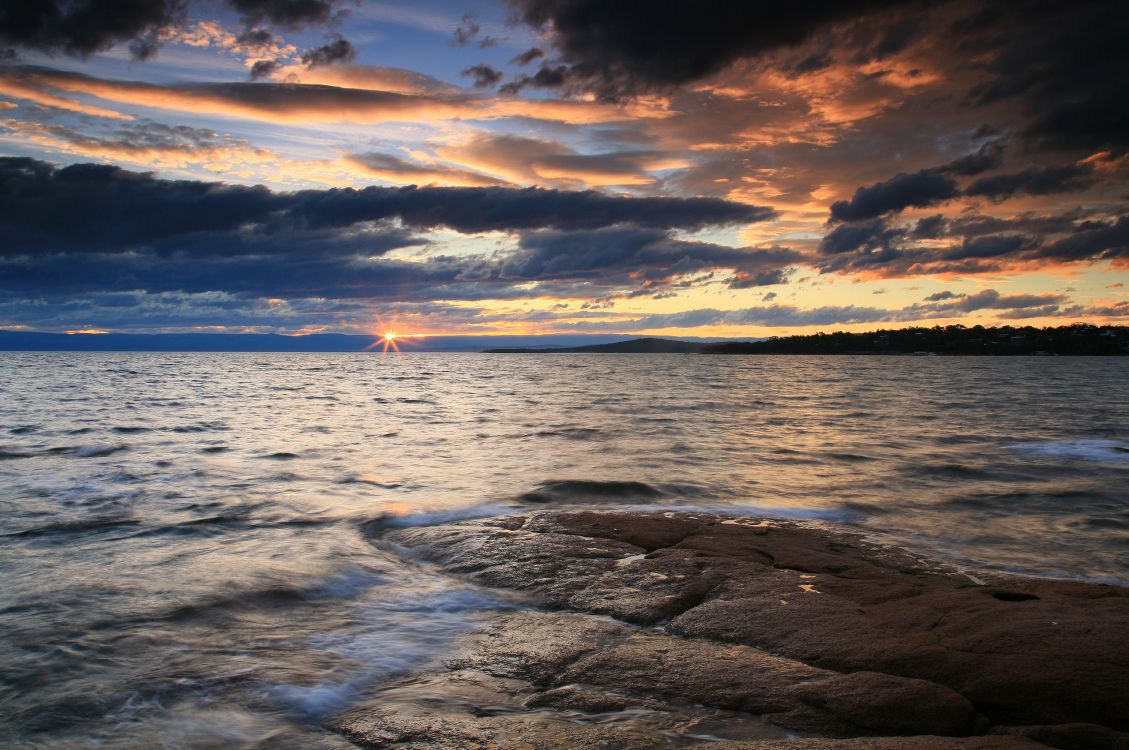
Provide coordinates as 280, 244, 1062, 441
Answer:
333, 509, 1129, 749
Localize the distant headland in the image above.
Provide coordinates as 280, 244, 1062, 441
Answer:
484, 325, 1129, 355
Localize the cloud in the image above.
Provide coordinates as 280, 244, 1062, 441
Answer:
0, 0, 349, 60
909, 288, 1067, 314
911, 214, 946, 238
828, 170, 960, 222
504, 0, 917, 97
0, 118, 275, 170
436, 132, 689, 188
0, 65, 674, 126
939, 234, 1033, 261
963, 164, 1097, 200
452, 14, 481, 46
962, 2, 1129, 153
0, 158, 787, 311
249, 60, 280, 80
461, 64, 503, 89
819, 219, 901, 255
937, 142, 1005, 177
0, 157, 773, 256
1032, 216, 1129, 262
815, 202, 1129, 276
342, 152, 510, 188
511, 47, 545, 66
300, 36, 355, 68
500, 226, 803, 286
499, 64, 570, 95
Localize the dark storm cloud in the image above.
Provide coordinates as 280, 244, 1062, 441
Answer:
911, 214, 946, 238
499, 65, 569, 96
0, 158, 772, 257
0, 0, 348, 60
503, 0, 1128, 154
962, 1, 1129, 153
300, 36, 355, 68
0, 158, 781, 303
946, 212, 1091, 239
937, 142, 1005, 177
249, 60, 279, 80
0, 248, 460, 299
828, 170, 960, 222
511, 47, 545, 66
461, 64, 503, 89
1032, 216, 1129, 261
504, 0, 919, 97
939, 234, 1032, 261
963, 164, 1097, 200
819, 219, 902, 255
226, 0, 342, 28
816, 208, 1129, 276
500, 226, 803, 285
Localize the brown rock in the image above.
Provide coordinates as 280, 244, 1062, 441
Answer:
711, 739, 1044, 750
383, 509, 1129, 737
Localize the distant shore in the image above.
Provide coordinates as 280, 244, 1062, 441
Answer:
484, 325, 1129, 356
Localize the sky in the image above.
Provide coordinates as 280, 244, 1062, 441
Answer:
0, 0, 1126, 338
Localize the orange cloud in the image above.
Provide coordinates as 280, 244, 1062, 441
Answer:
342, 151, 511, 187
0, 72, 133, 120
1, 66, 671, 127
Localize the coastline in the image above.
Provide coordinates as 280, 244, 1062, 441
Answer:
333, 508, 1129, 749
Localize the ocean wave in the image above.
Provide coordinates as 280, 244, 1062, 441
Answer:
267, 586, 514, 720
361, 503, 519, 534
1004, 439, 1129, 462
519, 479, 667, 504
529, 427, 602, 440
75, 444, 128, 458
5, 515, 141, 539
337, 473, 403, 489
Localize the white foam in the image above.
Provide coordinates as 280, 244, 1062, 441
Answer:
377, 502, 519, 529
268, 582, 516, 720
617, 501, 856, 524
302, 566, 385, 599
1004, 439, 1129, 462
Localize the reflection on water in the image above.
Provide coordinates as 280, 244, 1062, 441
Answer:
1, 352, 1127, 746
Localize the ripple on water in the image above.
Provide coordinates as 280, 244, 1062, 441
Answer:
1004, 439, 1129, 462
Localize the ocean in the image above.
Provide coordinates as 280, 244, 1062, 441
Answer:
1, 352, 1127, 747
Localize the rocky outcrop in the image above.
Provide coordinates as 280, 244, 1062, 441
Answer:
369, 509, 1129, 748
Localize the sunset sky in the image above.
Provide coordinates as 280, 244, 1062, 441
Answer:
1, 0, 1126, 337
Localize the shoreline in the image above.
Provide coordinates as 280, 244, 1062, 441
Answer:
331, 508, 1129, 749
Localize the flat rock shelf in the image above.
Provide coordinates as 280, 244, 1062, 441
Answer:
330, 510, 1129, 749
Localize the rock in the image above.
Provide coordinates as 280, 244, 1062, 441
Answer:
455, 611, 972, 737
992, 723, 1129, 750
711, 739, 1044, 750
383, 509, 1129, 739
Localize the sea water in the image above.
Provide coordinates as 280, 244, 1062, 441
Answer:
1, 352, 1127, 746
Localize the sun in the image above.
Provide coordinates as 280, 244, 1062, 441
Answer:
380, 331, 400, 353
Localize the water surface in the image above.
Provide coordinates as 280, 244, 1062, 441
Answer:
2, 353, 1127, 747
